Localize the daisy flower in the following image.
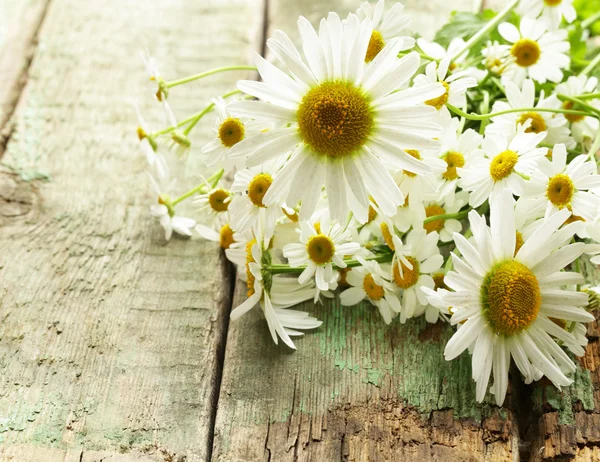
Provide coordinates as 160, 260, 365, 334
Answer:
228, 13, 444, 223
131, 101, 168, 179
229, 239, 322, 350
485, 79, 574, 148
193, 182, 232, 223
283, 219, 361, 291
196, 221, 238, 250
414, 57, 477, 117
496, 18, 570, 85
422, 191, 468, 243
391, 229, 443, 323
424, 191, 593, 405
459, 124, 548, 207
517, 143, 600, 222
356, 0, 414, 62
481, 40, 511, 76
148, 173, 196, 241
519, 0, 576, 30
141, 48, 167, 101
200, 97, 264, 171
228, 165, 282, 241
555, 76, 600, 143
340, 256, 400, 324
417, 37, 465, 64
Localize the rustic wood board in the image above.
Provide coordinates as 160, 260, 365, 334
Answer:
211, 1, 526, 461
0, 0, 262, 460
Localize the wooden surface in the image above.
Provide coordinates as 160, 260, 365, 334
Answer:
0, 0, 598, 461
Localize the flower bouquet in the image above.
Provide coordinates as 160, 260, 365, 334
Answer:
134, 0, 600, 407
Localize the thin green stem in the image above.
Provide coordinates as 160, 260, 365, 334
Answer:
447, 103, 593, 121
183, 89, 241, 136
423, 210, 469, 225
557, 94, 600, 118
268, 253, 393, 275
588, 130, 600, 164
580, 52, 600, 77
578, 92, 600, 100
582, 10, 600, 29
450, 0, 520, 62
166, 66, 256, 88
171, 169, 224, 206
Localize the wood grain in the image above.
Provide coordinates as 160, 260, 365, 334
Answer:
0, 0, 263, 460
211, 2, 523, 461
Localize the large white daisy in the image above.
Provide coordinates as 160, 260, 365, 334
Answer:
424, 191, 593, 405
228, 13, 444, 223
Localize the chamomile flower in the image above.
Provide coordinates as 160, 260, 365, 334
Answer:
356, 0, 414, 62
283, 219, 361, 291
131, 101, 168, 179
519, 0, 576, 30
196, 222, 238, 250
201, 97, 263, 170
555, 76, 600, 143
417, 37, 465, 64
141, 48, 167, 101
485, 79, 574, 148
228, 13, 444, 223
518, 143, 600, 222
414, 57, 477, 117
422, 192, 468, 242
229, 165, 282, 241
424, 191, 593, 405
481, 40, 511, 76
391, 229, 443, 323
193, 182, 232, 222
340, 256, 400, 324
496, 18, 570, 85
148, 173, 196, 241
229, 239, 321, 349
459, 125, 548, 207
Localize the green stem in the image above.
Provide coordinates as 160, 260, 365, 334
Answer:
166, 66, 256, 88
557, 94, 600, 118
183, 89, 241, 136
578, 92, 600, 100
423, 210, 469, 225
268, 253, 393, 275
447, 103, 593, 121
588, 130, 600, 164
450, 0, 520, 62
582, 10, 600, 29
171, 169, 224, 206
580, 53, 600, 77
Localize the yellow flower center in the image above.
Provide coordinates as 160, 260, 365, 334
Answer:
246, 239, 257, 297
218, 117, 245, 148
137, 126, 147, 141
306, 234, 335, 264
517, 112, 547, 134
424, 204, 446, 234
546, 173, 574, 208
248, 173, 272, 207
565, 212, 585, 224
219, 224, 235, 250
403, 150, 421, 177
425, 81, 450, 110
393, 256, 419, 289
563, 101, 585, 123
511, 39, 541, 67
515, 231, 524, 256
442, 151, 465, 180
363, 273, 385, 300
365, 30, 385, 62
490, 150, 518, 182
544, 0, 562, 5
208, 188, 230, 212
297, 81, 373, 158
481, 260, 541, 336
380, 222, 395, 250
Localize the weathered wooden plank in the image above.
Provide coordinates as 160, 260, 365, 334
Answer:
211, 2, 522, 461
0, 0, 51, 152
0, 0, 263, 460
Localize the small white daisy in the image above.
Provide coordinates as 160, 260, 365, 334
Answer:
422, 191, 468, 243
555, 76, 600, 143
148, 173, 196, 241
196, 221, 238, 250
518, 143, 600, 222
424, 191, 593, 405
340, 256, 401, 324
485, 79, 574, 148
496, 18, 570, 85
519, 0, 576, 30
283, 219, 361, 291
193, 182, 232, 223
481, 40, 511, 76
391, 229, 443, 323
141, 48, 167, 101
131, 101, 168, 179
228, 13, 444, 223
459, 124, 548, 207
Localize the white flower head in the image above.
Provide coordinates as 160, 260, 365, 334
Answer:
556, 76, 600, 143
148, 173, 196, 241
340, 256, 401, 324
519, 0, 576, 30
481, 40, 512, 76
424, 191, 593, 405
422, 191, 468, 243
496, 18, 570, 85
140, 48, 168, 101
228, 13, 444, 223
131, 100, 168, 179
283, 219, 361, 291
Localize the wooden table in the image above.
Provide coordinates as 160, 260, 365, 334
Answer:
1, 0, 599, 460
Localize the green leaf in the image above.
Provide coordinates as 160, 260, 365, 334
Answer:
433, 12, 487, 48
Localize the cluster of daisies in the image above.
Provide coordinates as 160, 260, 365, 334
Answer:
134, 0, 600, 406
